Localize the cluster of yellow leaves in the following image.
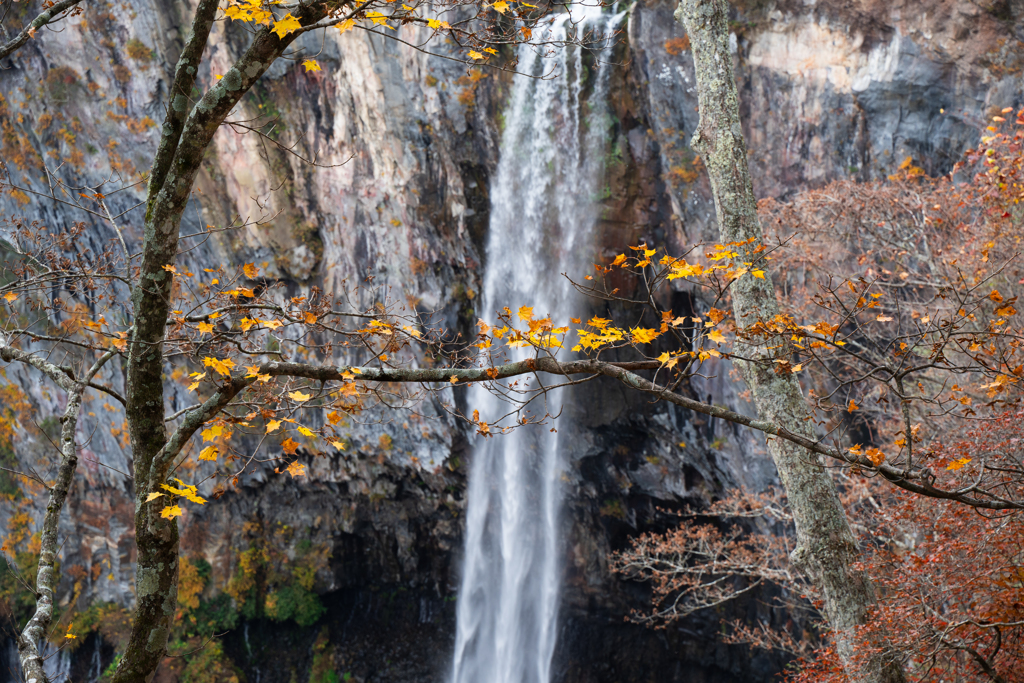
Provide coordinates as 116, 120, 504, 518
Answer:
980, 374, 1018, 397
203, 356, 236, 377
239, 317, 284, 332
608, 240, 766, 281
223, 0, 273, 25
848, 444, 886, 467
502, 307, 567, 349
573, 316, 626, 352
147, 478, 207, 519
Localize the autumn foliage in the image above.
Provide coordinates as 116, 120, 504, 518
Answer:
610, 109, 1024, 681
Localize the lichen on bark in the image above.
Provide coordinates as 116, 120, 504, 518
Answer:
673, 1, 906, 681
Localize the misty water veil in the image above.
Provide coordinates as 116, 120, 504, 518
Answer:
450, 7, 625, 683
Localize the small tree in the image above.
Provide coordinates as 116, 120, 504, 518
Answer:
610, 96, 1024, 681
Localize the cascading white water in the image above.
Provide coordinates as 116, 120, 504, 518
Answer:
450, 8, 624, 683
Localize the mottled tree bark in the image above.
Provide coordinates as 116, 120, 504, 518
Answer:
115, 4, 331, 682
673, 1, 906, 681
0, 345, 114, 683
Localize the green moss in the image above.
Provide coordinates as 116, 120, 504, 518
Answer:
126, 38, 155, 62
265, 582, 324, 626
44, 66, 80, 103
227, 523, 330, 627
0, 443, 20, 496
309, 627, 340, 683
599, 499, 626, 520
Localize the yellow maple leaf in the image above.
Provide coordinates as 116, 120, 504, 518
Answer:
707, 330, 726, 344
631, 328, 660, 344
865, 447, 885, 466
162, 264, 177, 274
243, 263, 259, 279
285, 461, 306, 477
282, 437, 300, 455
260, 318, 284, 330
203, 356, 236, 377
304, 311, 317, 325
198, 322, 214, 334
272, 13, 301, 39
468, 50, 485, 60
946, 457, 972, 471
336, 18, 356, 33
492, 0, 509, 11
302, 59, 321, 72
751, 269, 766, 279
198, 446, 219, 461
266, 420, 282, 433
288, 390, 311, 402
160, 505, 183, 520
427, 17, 450, 29
611, 253, 627, 267
365, 10, 394, 27
3, 292, 17, 303
240, 318, 256, 332
518, 306, 534, 321
145, 492, 164, 502
297, 426, 315, 438
449, 375, 459, 384
201, 424, 225, 442
330, 440, 346, 450
167, 480, 205, 504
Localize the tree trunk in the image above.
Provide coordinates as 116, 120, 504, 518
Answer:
115, 5, 330, 682
673, 1, 905, 681
16, 383, 84, 683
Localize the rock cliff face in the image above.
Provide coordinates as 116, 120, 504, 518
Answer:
0, 0, 1020, 681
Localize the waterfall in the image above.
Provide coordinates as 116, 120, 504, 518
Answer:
450, 7, 624, 683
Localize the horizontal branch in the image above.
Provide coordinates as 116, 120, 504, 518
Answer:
157, 356, 1023, 511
